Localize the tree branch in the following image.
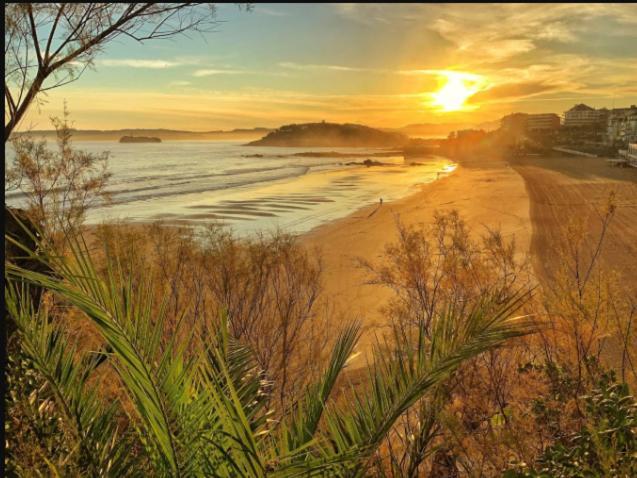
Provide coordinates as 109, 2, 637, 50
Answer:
26, 4, 44, 68
44, 3, 66, 62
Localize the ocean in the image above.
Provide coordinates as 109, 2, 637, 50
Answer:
5, 140, 455, 236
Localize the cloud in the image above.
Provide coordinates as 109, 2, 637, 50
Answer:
535, 22, 577, 42
98, 59, 182, 69
332, 4, 637, 66
469, 81, 562, 104
398, 69, 485, 81
192, 69, 248, 77
278, 62, 366, 72
28, 87, 451, 129
22, 4, 637, 129
332, 3, 357, 14
255, 6, 289, 17
193, 68, 291, 78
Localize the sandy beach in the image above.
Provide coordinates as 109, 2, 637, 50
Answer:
302, 153, 637, 357
512, 154, 637, 287
301, 155, 533, 355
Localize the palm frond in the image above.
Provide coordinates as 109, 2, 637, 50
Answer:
283, 321, 361, 451
5, 280, 134, 476
6, 234, 197, 475
322, 290, 535, 475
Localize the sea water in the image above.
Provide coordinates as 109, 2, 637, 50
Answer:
5, 140, 455, 236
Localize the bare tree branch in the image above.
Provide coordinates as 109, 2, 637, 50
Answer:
4, 3, 233, 142
26, 4, 43, 68
43, 3, 65, 62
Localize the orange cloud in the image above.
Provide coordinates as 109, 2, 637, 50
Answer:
468, 81, 561, 104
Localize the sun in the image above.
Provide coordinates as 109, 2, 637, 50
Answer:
430, 71, 486, 112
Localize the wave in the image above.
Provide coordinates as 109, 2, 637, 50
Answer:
102, 165, 312, 207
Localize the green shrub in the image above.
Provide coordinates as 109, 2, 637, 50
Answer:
506, 370, 637, 478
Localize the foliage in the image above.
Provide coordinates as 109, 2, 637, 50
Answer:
506, 368, 637, 477
361, 210, 534, 476
5, 351, 75, 476
536, 192, 637, 389
6, 106, 111, 242
92, 222, 328, 414
4, 219, 534, 476
361, 210, 530, 335
198, 225, 325, 410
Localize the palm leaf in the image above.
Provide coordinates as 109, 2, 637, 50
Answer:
5, 280, 134, 476
321, 290, 535, 475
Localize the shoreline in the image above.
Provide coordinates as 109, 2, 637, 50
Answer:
78, 157, 454, 234
298, 160, 456, 238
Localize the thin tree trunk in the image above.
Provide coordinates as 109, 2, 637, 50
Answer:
5, 70, 47, 142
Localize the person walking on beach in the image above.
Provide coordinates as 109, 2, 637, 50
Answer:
367, 198, 383, 219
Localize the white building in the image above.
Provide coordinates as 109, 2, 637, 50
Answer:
607, 105, 637, 145
563, 104, 606, 128
527, 113, 560, 131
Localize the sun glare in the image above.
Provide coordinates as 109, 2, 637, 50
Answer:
431, 71, 486, 112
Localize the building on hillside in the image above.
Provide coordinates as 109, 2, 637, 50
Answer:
563, 104, 606, 128
618, 143, 637, 166
455, 129, 487, 142
527, 113, 561, 131
597, 107, 610, 126
500, 113, 528, 133
607, 105, 637, 146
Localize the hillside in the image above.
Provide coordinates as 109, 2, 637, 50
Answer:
246, 122, 409, 147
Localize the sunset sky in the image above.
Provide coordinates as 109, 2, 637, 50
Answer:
22, 3, 637, 131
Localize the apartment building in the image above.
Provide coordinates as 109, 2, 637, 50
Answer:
527, 113, 561, 131
607, 105, 637, 145
563, 104, 606, 128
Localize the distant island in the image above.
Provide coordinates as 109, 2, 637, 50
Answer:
119, 136, 161, 143
246, 122, 409, 147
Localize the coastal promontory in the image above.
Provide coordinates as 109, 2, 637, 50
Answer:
246, 122, 409, 147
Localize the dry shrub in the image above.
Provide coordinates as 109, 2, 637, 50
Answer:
536, 192, 636, 390
6, 107, 111, 248
362, 202, 635, 476
197, 225, 328, 409
90, 222, 329, 413
361, 210, 536, 477
361, 210, 530, 334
